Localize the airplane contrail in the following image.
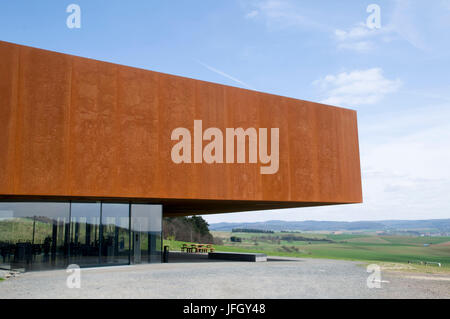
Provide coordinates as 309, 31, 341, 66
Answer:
195, 60, 255, 91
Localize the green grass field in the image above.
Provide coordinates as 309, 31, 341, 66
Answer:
164, 231, 450, 272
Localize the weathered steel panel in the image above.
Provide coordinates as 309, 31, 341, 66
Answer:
0, 41, 362, 214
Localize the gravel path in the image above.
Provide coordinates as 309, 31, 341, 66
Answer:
0, 257, 448, 299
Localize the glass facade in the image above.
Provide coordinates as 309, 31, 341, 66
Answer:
131, 204, 162, 264
101, 203, 131, 265
69, 202, 101, 267
0, 201, 162, 271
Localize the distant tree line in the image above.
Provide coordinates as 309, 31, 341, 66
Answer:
280, 235, 332, 242
230, 236, 242, 242
232, 228, 274, 234
232, 234, 333, 244
163, 216, 222, 244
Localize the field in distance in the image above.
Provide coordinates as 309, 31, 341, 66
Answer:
198, 231, 450, 273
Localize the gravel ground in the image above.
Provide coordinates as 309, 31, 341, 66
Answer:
0, 257, 449, 299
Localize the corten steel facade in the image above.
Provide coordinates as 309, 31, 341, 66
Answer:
0, 41, 362, 271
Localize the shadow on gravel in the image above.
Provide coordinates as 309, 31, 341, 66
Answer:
267, 257, 304, 262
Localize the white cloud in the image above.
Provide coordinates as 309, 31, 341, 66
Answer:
337, 40, 374, 52
391, 0, 430, 52
354, 105, 450, 220
335, 23, 373, 41
362, 118, 450, 181
245, 10, 259, 19
245, 1, 449, 53
333, 23, 394, 52
244, 0, 329, 32
335, 0, 450, 53
314, 68, 402, 107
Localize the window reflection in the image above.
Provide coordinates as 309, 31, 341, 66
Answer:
0, 201, 161, 271
69, 202, 101, 266
131, 204, 162, 264
0, 202, 70, 271
101, 203, 130, 265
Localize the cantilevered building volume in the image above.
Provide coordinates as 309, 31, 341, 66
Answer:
0, 41, 362, 271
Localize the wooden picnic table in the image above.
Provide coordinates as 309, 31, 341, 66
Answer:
181, 243, 214, 253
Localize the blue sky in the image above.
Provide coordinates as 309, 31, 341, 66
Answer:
1, 1, 449, 222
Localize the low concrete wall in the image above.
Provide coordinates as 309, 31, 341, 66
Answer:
208, 252, 267, 262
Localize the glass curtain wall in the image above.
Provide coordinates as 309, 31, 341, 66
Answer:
131, 204, 162, 264
101, 203, 130, 265
0, 202, 162, 271
69, 202, 101, 266
0, 202, 70, 271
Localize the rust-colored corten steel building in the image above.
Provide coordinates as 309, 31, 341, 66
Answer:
0, 41, 362, 271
